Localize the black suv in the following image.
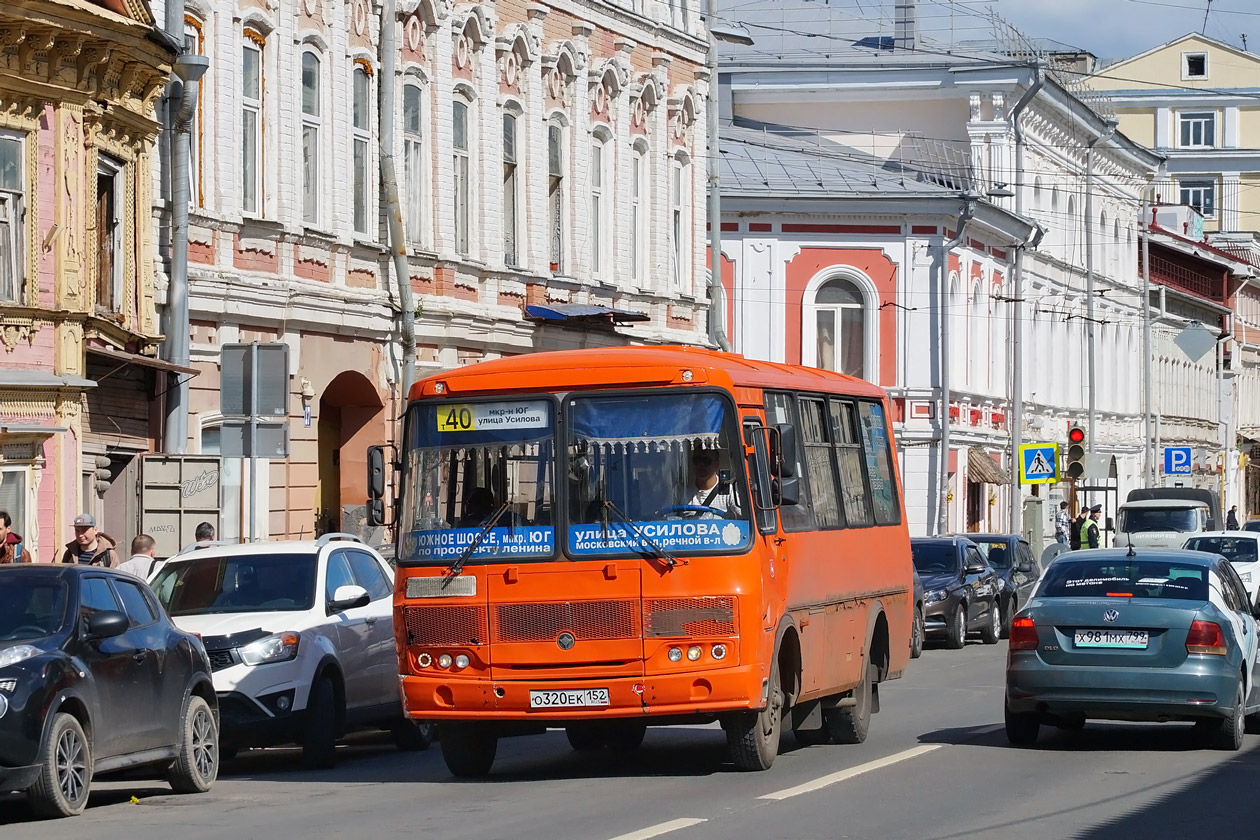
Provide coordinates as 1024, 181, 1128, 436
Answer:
910, 537, 1002, 649
0, 566, 219, 818
960, 534, 1041, 639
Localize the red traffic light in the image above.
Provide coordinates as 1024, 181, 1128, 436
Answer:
1068, 426, 1085, 444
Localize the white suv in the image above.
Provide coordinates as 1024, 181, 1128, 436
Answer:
149, 534, 432, 767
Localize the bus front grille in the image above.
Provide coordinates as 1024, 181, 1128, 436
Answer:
494, 600, 640, 642
403, 605, 488, 646
644, 597, 737, 637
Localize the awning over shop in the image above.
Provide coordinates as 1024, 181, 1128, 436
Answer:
86, 345, 199, 376
967, 446, 1012, 485
0, 371, 96, 389
525, 303, 650, 325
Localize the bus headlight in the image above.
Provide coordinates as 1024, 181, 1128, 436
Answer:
454, 654, 470, 669
438, 654, 453, 668
667, 647, 683, 662
687, 646, 702, 661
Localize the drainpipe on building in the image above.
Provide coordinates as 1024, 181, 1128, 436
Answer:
704, 0, 737, 352
1085, 119, 1119, 457
939, 195, 979, 535
380, 0, 417, 395
1008, 66, 1044, 535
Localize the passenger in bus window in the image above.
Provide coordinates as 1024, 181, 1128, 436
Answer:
460, 488, 497, 527
686, 449, 741, 518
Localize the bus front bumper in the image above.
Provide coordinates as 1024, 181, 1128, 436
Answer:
399, 663, 767, 720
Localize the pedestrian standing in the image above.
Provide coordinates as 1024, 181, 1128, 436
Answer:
1227, 505, 1240, 530
117, 534, 161, 579
1054, 501, 1071, 546
193, 521, 216, 548
0, 509, 32, 563
1078, 504, 1102, 549
1069, 507, 1086, 551
59, 514, 119, 567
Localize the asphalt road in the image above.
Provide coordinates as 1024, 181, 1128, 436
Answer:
5, 638, 1260, 838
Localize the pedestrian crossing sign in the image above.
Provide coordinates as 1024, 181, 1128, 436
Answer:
1019, 443, 1059, 485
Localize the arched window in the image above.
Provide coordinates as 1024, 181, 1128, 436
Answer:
630, 141, 649, 284
241, 30, 265, 215
502, 110, 519, 266
301, 50, 321, 225
590, 133, 610, 277
671, 153, 691, 292
970, 282, 986, 391
814, 277, 866, 379
183, 15, 205, 209
547, 116, 566, 273
352, 65, 373, 236
403, 81, 426, 247
453, 96, 471, 255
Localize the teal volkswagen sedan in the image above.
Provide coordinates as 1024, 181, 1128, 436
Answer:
1005, 548, 1260, 750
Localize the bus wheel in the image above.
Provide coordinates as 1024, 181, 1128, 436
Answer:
828, 663, 875, 745
438, 723, 497, 778
603, 721, 647, 752
565, 723, 605, 752
725, 657, 783, 771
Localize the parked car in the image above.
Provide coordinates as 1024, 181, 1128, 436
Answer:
910, 567, 924, 659
1242, 520, 1260, 534
0, 565, 218, 818
1005, 548, 1260, 750
910, 537, 1002, 649
149, 533, 433, 768
1183, 532, 1260, 607
965, 533, 1042, 639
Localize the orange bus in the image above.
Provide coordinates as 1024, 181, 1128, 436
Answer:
367, 345, 913, 776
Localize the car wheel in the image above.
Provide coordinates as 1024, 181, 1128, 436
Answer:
1000, 598, 1017, 641
1208, 682, 1246, 751
979, 603, 1001, 645
27, 712, 92, 818
439, 723, 498, 777
945, 604, 967, 650
302, 676, 340, 770
392, 720, 436, 752
828, 663, 876, 745
168, 695, 219, 794
909, 604, 925, 659
725, 656, 784, 770
1004, 701, 1039, 747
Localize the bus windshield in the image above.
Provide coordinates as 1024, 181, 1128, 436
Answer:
397, 399, 556, 566
565, 391, 752, 557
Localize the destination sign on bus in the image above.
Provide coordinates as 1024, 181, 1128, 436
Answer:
435, 400, 549, 433
402, 526, 555, 560
568, 520, 750, 555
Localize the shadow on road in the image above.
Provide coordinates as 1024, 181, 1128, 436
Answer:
919, 719, 1231, 752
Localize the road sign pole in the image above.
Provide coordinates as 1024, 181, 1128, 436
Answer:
248, 343, 258, 543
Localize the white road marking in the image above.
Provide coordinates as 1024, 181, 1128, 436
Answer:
759, 744, 942, 801
605, 818, 708, 840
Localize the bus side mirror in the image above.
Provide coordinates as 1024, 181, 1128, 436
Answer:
771, 423, 797, 479
367, 499, 386, 528
368, 446, 385, 500
778, 476, 800, 506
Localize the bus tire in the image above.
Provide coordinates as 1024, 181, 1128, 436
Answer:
565, 723, 605, 752
725, 657, 783, 771
603, 721, 647, 752
827, 663, 875, 745
439, 723, 497, 777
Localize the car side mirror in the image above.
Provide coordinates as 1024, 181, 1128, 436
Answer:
329, 584, 370, 613
84, 610, 129, 639
1016, 560, 1033, 573
964, 561, 986, 575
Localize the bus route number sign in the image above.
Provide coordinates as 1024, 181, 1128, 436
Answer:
435, 401, 549, 433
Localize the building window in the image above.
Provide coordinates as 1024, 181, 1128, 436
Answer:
183, 17, 204, 208
1183, 52, 1208, 79
96, 156, 123, 312
1180, 179, 1216, 218
548, 118, 565, 273
453, 98, 471, 256
0, 466, 27, 546
0, 134, 23, 302
814, 277, 866, 380
503, 112, 519, 267
301, 50, 321, 226
241, 36, 263, 215
630, 143, 647, 284
1178, 112, 1216, 148
590, 137, 608, 277
671, 156, 690, 291
352, 66, 373, 237
403, 82, 425, 247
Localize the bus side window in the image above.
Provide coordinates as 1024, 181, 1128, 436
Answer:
762, 392, 815, 533
857, 400, 902, 526
744, 419, 778, 534
799, 397, 843, 529
829, 399, 872, 527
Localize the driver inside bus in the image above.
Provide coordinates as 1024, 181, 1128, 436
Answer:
686, 449, 741, 518
460, 487, 498, 527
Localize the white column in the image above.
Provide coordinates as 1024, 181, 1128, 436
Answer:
1155, 107, 1171, 148
1225, 106, 1240, 149
1221, 172, 1241, 232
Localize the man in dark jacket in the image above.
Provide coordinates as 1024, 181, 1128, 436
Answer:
59, 513, 119, 567
0, 509, 31, 563
1069, 508, 1086, 551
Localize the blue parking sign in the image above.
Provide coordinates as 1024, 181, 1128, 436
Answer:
1164, 447, 1192, 475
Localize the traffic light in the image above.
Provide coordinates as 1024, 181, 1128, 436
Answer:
93, 455, 113, 496
1064, 424, 1086, 481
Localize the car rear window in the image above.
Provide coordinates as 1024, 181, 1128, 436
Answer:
1184, 537, 1258, 564
1039, 558, 1208, 600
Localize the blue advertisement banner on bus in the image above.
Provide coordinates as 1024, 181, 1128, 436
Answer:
402, 527, 554, 561
568, 520, 751, 555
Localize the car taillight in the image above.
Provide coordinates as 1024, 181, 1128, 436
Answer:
1009, 616, 1038, 651
1186, 620, 1227, 655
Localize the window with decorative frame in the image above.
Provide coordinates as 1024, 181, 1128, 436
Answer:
0, 466, 28, 549
453, 96, 472, 256
590, 135, 609, 277
241, 33, 264, 215
0, 133, 24, 302
301, 49, 321, 226
630, 142, 648, 284
183, 16, 204, 208
547, 117, 565, 273
352, 64, 374, 237
811, 276, 868, 380
503, 110, 520, 267
96, 155, 124, 312
403, 81, 426, 247
670, 154, 691, 292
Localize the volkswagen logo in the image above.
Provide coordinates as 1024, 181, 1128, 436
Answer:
557, 632, 576, 650
1103, 609, 1120, 623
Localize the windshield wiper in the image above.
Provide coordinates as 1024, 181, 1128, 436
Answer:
593, 498, 684, 570
445, 498, 514, 581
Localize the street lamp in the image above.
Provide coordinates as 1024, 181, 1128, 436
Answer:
705, 6, 753, 352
